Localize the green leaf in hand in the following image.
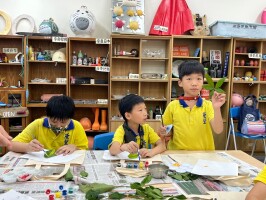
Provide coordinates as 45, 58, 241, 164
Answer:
128, 153, 138, 159
203, 73, 226, 98
215, 77, 226, 89
44, 149, 56, 158
205, 73, 214, 88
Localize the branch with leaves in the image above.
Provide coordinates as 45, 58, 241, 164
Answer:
202, 74, 226, 97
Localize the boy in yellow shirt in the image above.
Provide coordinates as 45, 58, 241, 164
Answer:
159, 60, 226, 150
246, 166, 266, 200
9, 95, 88, 155
109, 94, 166, 157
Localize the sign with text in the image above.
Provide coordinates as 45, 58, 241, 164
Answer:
0, 107, 29, 118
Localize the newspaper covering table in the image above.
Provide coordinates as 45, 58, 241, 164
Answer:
0, 150, 262, 199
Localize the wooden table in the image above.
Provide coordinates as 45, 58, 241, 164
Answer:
163, 150, 265, 169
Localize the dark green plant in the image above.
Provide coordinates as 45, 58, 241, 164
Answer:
202, 73, 226, 97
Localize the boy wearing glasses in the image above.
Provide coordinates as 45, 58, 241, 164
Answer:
9, 95, 88, 155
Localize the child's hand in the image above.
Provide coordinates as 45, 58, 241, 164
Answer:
139, 148, 153, 158
120, 141, 138, 154
212, 91, 226, 109
56, 144, 77, 156
27, 139, 44, 152
158, 126, 167, 136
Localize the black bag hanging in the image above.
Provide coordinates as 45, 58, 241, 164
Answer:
238, 95, 260, 131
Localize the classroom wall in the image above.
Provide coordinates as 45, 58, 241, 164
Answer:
0, 0, 265, 37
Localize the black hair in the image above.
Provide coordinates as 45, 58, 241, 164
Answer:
119, 94, 145, 122
46, 95, 75, 120
178, 60, 205, 80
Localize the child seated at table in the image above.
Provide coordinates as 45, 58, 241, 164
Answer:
109, 94, 166, 157
245, 166, 266, 200
8, 95, 88, 155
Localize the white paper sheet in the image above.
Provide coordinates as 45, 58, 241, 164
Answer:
0, 189, 36, 200
102, 150, 162, 162
21, 151, 83, 163
191, 159, 238, 176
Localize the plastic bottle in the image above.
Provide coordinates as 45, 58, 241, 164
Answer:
77, 50, 83, 65
83, 53, 88, 66
149, 107, 153, 119
72, 51, 77, 65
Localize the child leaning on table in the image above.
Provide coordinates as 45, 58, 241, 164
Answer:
245, 166, 266, 200
8, 95, 88, 155
158, 60, 226, 150
109, 94, 166, 157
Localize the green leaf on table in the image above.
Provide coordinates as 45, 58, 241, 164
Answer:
80, 170, 89, 178
79, 183, 115, 194
140, 175, 152, 186
109, 192, 126, 199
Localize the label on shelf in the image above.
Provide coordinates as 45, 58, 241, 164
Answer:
0, 107, 29, 118
52, 37, 68, 43
95, 66, 110, 72
2, 48, 18, 54
96, 38, 110, 44
248, 53, 262, 59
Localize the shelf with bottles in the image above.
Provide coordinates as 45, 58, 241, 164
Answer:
25, 36, 68, 109
0, 35, 25, 88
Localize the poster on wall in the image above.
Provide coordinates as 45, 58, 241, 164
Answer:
111, 0, 145, 35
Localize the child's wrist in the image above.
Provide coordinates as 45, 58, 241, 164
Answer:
120, 144, 124, 152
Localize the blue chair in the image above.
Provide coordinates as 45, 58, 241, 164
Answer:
225, 107, 266, 163
93, 132, 114, 150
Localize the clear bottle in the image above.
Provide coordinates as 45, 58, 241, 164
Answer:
83, 53, 88, 66
149, 107, 153, 119
72, 51, 77, 65
77, 50, 83, 65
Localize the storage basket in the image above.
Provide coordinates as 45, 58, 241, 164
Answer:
209, 21, 266, 38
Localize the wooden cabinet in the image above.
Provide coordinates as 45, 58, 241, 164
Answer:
25, 36, 68, 122
171, 36, 233, 150
0, 35, 25, 88
110, 35, 171, 132
68, 37, 109, 134
231, 38, 264, 151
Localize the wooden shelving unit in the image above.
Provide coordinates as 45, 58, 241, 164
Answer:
0, 36, 27, 155
25, 36, 68, 123
68, 37, 110, 134
110, 34, 171, 132
230, 38, 266, 151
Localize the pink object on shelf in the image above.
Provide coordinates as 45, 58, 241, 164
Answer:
261, 9, 266, 24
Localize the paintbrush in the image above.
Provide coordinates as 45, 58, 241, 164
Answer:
160, 107, 164, 126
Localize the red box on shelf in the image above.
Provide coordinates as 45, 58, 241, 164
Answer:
173, 45, 189, 56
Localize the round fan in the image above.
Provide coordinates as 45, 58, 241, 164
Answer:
172, 60, 184, 78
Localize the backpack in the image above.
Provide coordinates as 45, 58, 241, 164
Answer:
238, 95, 260, 131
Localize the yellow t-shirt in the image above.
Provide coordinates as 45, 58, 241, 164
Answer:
254, 166, 266, 184
163, 98, 215, 150
13, 118, 88, 150
112, 124, 160, 148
